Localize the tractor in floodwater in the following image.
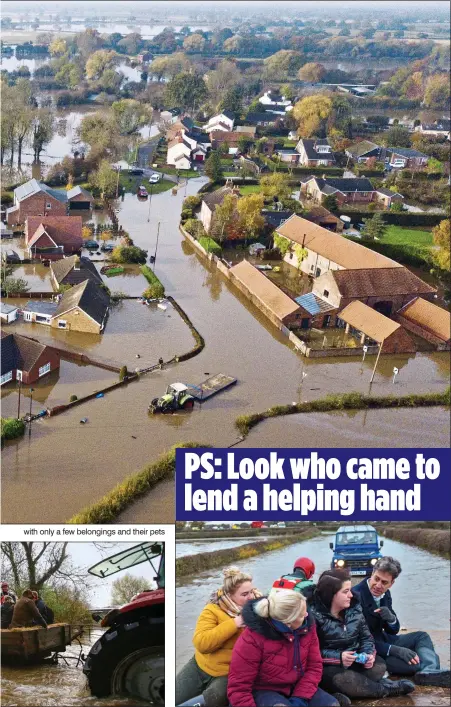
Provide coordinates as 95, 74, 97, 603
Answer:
149, 383, 195, 414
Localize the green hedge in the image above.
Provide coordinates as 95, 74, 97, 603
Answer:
341, 211, 443, 227
346, 237, 434, 269
140, 265, 165, 298
198, 237, 222, 255
1, 417, 25, 441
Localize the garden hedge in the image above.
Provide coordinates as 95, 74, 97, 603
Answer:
340, 211, 443, 227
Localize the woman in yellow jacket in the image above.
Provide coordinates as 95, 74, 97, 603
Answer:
176, 566, 259, 707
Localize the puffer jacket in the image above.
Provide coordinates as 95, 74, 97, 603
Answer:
310, 593, 375, 666
227, 597, 323, 707
192, 603, 243, 677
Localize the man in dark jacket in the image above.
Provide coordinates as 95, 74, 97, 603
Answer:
353, 556, 450, 688
9, 589, 48, 629
1, 596, 15, 628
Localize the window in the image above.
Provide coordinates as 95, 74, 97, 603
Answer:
310, 265, 314, 271
38, 362, 51, 377
46, 203, 52, 209
323, 289, 329, 297
58, 320, 67, 329
315, 268, 321, 277
1, 371, 13, 385
16, 370, 22, 381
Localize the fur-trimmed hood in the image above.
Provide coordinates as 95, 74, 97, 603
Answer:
242, 596, 315, 641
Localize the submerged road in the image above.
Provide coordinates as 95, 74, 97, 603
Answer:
2, 181, 450, 523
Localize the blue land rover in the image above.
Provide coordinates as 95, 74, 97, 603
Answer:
330, 525, 384, 576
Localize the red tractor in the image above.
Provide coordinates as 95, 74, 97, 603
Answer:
83, 542, 164, 704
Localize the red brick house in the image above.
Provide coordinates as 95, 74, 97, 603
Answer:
296, 139, 336, 167
25, 216, 84, 260
337, 301, 416, 354
1, 331, 60, 385
300, 176, 403, 209
6, 179, 68, 226
67, 186, 94, 210
395, 297, 451, 351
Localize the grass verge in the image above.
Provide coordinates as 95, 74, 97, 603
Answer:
118, 171, 173, 195
176, 529, 319, 577
379, 527, 450, 559
198, 236, 222, 255
140, 264, 165, 298
235, 389, 450, 437
67, 442, 208, 524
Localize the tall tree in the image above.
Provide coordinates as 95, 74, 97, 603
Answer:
0, 542, 88, 592
164, 72, 208, 112
32, 109, 54, 162
91, 159, 119, 198
211, 193, 238, 241
298, 62, 325, 83
111, 574, 154, 604
361, 212, 387, 240
86, 50, 117, 81
111, 99, 152, 136
263, 50, 302, 80
432, 219, 450, 270
237, 193, 265, 239
204, 150, 224, 182
292, 95, 333, 138
206, 60, 241, 111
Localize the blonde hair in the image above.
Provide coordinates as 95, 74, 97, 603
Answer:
254, 591, 306, 625
222, 566, 252, 595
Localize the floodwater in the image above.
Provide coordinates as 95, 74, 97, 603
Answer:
176, 534, 451, 672
1, 627, 149, 707
1, 24, 211, 40
2, 182, 449, 524
176, 538, 259, 558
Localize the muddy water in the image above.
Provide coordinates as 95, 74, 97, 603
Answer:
1, 628, 148, 707
176, 534, 451, 671
2, 182, 449, 524
176, 538, 262, 558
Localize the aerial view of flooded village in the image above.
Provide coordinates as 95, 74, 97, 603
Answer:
1, 0, 450, 527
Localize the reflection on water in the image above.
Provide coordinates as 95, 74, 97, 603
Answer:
176, 534, 451, 670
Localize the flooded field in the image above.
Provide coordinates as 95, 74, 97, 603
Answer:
2, 183, 449, 524
1, 628, 148, 707
176, 538, 260, 558
176, 534, 451, 706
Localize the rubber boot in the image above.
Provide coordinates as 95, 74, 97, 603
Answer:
333, 693, 352, 707
379, 678, 416, 696
177, 694, 206, 707
414, 670, 451, 688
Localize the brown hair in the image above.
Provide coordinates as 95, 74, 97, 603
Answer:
315, 569, 351, 609
22, 589, 34, 599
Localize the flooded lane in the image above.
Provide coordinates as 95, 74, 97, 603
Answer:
2, 182, 449, 523
176, 535, 451, 672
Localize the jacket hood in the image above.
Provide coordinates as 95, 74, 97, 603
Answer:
242, 597, 314, 641
312, 590, 361, 619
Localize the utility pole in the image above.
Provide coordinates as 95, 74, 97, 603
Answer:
147, 184, 153, 222
369, 340, 384, 384
17, 378, 22, 419
115, 165, 121, 199
28, 388, 34, 436
153, 222, 160, 272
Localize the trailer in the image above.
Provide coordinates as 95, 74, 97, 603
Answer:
190, 373, 237, 401
149, 374, 237, 413
1, 624, 83, 663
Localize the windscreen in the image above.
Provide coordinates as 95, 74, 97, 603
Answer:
336, 531, 377, 546
88, 542, 164, 577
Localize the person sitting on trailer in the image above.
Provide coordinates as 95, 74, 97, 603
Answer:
271, 557, 316, 601
32, 591, 55, 625
1, 595, 15, 628
9, 589, 48, 629
1, 581, 17, 604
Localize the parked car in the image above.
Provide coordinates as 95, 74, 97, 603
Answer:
85, 240, 99, 249
137, 185, 149, 198
129, 168, 144, 176
2, 249, 21, 263
101, 244, 114, 252
148, 173, 161, 184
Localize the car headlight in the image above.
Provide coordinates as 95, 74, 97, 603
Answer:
337, 560, 345, 567
371, 559, 377, 565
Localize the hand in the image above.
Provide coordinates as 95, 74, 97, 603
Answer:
389, 645, 420, 665
342, 651, 357, 668
364, 653, 375, 669
234, 615, 245, 629
374, 606, 396, 623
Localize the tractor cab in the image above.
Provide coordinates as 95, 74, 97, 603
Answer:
149, 382, 195, 414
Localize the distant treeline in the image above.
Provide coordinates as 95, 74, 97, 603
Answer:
379, 526, 450, 559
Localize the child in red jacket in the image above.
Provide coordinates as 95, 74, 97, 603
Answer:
228, 591, 339, 707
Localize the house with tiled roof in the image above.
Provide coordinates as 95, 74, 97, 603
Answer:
7, 179, 68, 226
345, 140, 382, 163
50, 255, 104, 291
300, 176, 403, 208
200, 186, 239, 233
1, 331, 60, 385
205, 111, 235, 133
25, 216, 83, 260
66, 185, 94, 210
395, 297, 451, 350
296, 139, 336, 167
50, 279, 110, 334
385, 147, 429, 170
414, 118, 450, 137
276, 215, 402, 277
166, 126, 211, 169
259, 90, 293, 113
303, 206, 344, 233
312, 267, 436, 315
337, 301, 416, 354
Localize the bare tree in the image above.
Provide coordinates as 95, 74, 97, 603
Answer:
1, 542, 91, 592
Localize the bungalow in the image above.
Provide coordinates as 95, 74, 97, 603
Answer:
50, 279, 110, 334
235, 126, 257, 137
210, 131, 243, 154
337, 301, 416, 354
25, 216, 83, 259
50, 255, 104, 291
167, 129, 211, 168
395, 297, 451, 351
303, 206, 344, 233
239, 155, 269, 175
385, 147, 429, 170
345, 140, 382, 163
259, 90, 293, 112
245, 112, 282, 127
275, 215, 402, 277
67, 186, 94, 210
1, 331, 60, 386
300, 176, 402, 208
205, 111, 235, 133
312, 267, 436, 315
276, 149, 299, 164
22, 300, 59, 325
0, 302, 19, 324
229, 260, 303, 330
414, 119, 450, 137
137, 51, 153, 63
200, 186, 239, 233
374, 187, 404, 209
296, 139, 336, 167
6, 179, 68, 227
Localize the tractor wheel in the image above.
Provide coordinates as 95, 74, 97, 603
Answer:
181, 399, 194, 410
83, 615, 164, 702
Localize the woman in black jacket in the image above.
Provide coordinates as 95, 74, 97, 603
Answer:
310, 570, 415, 706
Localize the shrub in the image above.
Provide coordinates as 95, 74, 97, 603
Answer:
111, 245, 147, 264
119, 365, 128, 382
140, 265, 165, 299
198, 237, 221, 255
69, 394, 78, 402
1, 191, 14, 205
183, 195, 201, 211
1, 418, 25, 441
183, 219, 206, 238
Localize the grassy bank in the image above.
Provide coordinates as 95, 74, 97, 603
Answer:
1, 417, 25, 442
118, 171, 173, 195
236, 389, 450, 437
177, 529, 319, 577
67, 442, 208, 524
140, 264, 165, 298
379, 527, 450, 559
